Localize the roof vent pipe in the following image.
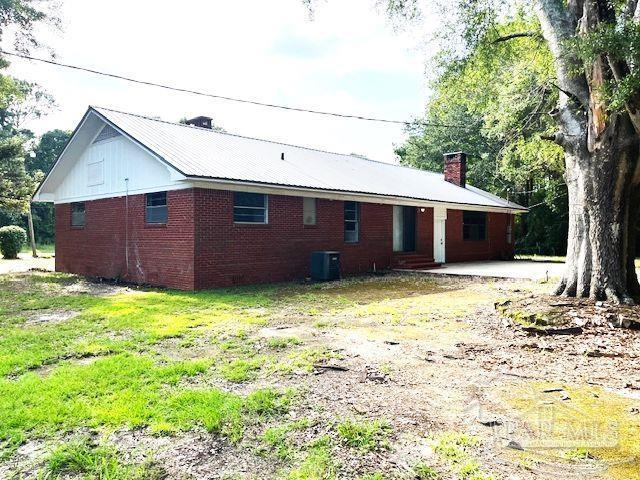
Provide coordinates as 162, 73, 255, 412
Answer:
185, 116, 214, 129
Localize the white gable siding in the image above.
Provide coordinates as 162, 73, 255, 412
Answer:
52, 132, 187, 204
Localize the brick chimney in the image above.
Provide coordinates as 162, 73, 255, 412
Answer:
443, 151, 467, 188
185, 116, 214, 129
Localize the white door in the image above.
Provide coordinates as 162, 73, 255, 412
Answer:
433, 207, 447, 263
393, 205, 403, 252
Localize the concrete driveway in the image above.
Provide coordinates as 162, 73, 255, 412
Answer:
0, 253, 55, 275
418, 260, 566, 281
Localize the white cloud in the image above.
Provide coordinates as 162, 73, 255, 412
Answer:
4, 0, 438, 163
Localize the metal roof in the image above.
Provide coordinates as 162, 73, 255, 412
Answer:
92, 107, 526, 212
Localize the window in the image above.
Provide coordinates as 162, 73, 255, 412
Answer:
344, 201, 359, 243
303, 197, 316, 225
234, 192, 267, 223
71, 202, 85, 227
463, 211, 487, 241
146, 192, 168, 224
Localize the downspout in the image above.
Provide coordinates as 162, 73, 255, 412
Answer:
125, 178, 129, 276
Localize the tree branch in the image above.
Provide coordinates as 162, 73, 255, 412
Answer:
534, 0, 590, 106
492, 31, 541, 43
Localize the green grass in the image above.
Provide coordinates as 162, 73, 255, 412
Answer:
336, 419, 391, 452
0, 352, 291, 456
20, 243, 55, 254
45, 437, 164, 479
432, 433, 495, 480
286, 436, 336, 480
0, 273, 301, 459
0, 271, 512, 476
414, 462, 440, 479
260, 418, 311, 460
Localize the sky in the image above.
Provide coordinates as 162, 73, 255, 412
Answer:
4, 0, 437, 163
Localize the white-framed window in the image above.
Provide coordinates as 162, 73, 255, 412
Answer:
234, 192, 268, 224
344, 201, 359, 243
146, 191, 168, 224
303, 197, 317, 225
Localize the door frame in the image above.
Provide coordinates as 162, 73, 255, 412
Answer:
393, 205, 416, 253
433, 206, 447, 263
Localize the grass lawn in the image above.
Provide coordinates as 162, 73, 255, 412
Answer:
1, 271, 638, 479
20, 243, 55, 255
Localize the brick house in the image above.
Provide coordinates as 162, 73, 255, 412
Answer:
33, 107, 526, 290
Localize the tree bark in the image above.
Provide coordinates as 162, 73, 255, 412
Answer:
535, 0, 640, 303
553, 115, 639, 303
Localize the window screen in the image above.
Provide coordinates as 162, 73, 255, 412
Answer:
344, 201, 359, 243
146, 192, 168, 224
303, 197, 316, 225
463, 211, 487, 241
234, 192, 267, 223
71, 202, 85, 227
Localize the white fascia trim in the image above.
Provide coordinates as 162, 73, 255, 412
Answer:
33, 112, 93, 201
52, 183, 191, 204
185, 178, 527, 214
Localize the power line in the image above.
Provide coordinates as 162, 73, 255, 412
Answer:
0, 49, 476, 129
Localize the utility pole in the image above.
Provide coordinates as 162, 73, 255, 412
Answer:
27, 202, 38, 258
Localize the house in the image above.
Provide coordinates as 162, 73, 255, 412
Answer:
33, 107, 527, 290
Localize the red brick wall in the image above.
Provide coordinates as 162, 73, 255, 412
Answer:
55, 189, 196, 289
415, 207, 434, 256
444, 152, 467, 187
193, 189, 395, 288
55, 187, 515, 290
445, 209, 514, 262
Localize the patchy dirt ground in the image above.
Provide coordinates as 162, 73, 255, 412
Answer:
0, 253, 54, 275
1, 271, 639, 480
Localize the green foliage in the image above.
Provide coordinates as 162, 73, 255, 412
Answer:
27, 129, 70, 174
396, 11, 567, 255
0, 0, 55, 53
0, 135, 33, 211
0, 224, 27, 258
336, 419, 391, 451
569, 19, 640, 112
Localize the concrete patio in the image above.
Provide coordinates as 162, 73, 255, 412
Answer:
409, 260, 566, 281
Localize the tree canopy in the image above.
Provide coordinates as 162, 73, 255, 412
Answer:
396, 11, 567, 254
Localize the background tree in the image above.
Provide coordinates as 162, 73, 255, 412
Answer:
371, 0, 640, 302
0, 0, 57, 248
396, 12, 568, 255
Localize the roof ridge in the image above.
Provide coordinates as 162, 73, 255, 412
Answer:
91, 105, 444, 177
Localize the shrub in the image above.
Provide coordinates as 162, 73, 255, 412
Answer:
0, 225, 27, 259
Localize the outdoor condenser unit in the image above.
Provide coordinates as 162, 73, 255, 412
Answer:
311, 251, 340, 281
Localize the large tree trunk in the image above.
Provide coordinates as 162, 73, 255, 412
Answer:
535, 0, 640, 303
553, 116, 639, 303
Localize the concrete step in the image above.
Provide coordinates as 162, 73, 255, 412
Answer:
392, 253, 439, 270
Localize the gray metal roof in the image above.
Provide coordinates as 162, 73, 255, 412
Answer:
92, 107, 526, 212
